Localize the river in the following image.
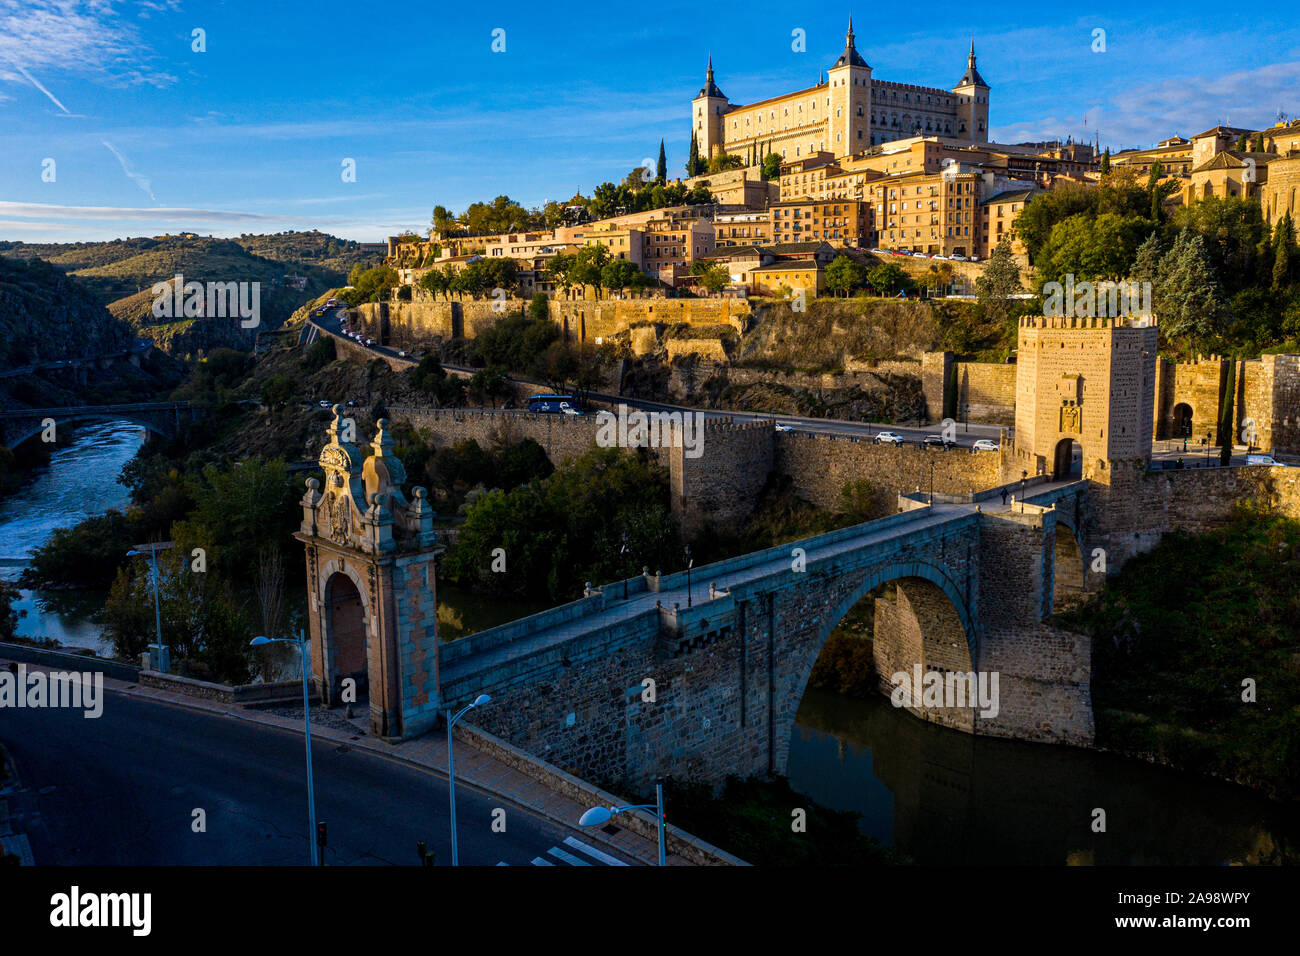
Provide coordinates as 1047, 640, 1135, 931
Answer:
0, 421, 145, 655
788, 688, 1300, 864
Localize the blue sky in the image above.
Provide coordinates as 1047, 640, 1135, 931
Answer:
3, 1, 1300, 243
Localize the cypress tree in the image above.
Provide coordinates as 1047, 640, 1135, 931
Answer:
1099, 148, 1110, 175
687, 129, 699, 177
1254, 133, 1265, 152
656, 139, 667, 182
1273, 213, 1296, 289
945, 361, 959, 421
1219, 359, 1236, 465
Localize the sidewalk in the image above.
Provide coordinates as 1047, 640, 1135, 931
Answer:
3, 657, 698, 866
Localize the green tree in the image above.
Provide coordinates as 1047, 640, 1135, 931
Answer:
528, 292, 550, 321
1099, 148, 1110, 176
1254, 133, 1265, 153
1035, 212, 1149, 285
689, 260, 730, 294
706, 151, 744, 174
1273, 213, 1297, 289
866, 262, 912, 295
1155, 229, 1231, 356
1219, 358, 1236, 465
656, 140, 667, 182
975, 238, 1021, 321
824, 255, 865, 297
468, 367, 511, 408
761, 152, 783, 181
260, 374, 299, 413
687, 129, 701, 177
1131, 231, 1164, 287
601, 258, 641, 295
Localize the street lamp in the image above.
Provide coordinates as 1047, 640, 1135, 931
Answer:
250, 631, 318, 866
448, 693, 491, 866
684, 544, 693, 609
579, 782, 667, 866
620, 532, 630, 601
928, 460, 936, 505
127, 542, 172, 672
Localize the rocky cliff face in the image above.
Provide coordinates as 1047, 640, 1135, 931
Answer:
0, 256, 134, 369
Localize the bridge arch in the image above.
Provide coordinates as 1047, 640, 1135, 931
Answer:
785, 560, 980, 741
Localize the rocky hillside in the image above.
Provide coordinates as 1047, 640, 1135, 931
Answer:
0, 256, 134, 369
0, 232, 380, 357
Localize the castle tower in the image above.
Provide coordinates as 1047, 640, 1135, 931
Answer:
692, 55, 729, 161
827, 16, 872, 157
952, 40, 990, 143
295, 407, 443, 739
1012, 315, 1159, 483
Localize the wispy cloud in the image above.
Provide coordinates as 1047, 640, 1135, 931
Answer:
0, 0, 176, 90
99, 139, 157, 201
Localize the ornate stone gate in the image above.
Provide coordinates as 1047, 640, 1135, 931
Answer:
295, 407, 443, 739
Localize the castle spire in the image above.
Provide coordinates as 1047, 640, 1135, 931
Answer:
833, 14, 869, 69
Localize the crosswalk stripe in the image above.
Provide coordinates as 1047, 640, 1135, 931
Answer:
547, 846, 590, 866
563, 836, 629, 866
530, 856, 554, 865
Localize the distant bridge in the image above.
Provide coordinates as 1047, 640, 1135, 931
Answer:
0, 402, 195, 448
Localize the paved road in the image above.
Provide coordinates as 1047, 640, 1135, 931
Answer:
0, 690, 639, 866
312, 311, 1286, 464
310, 311, 1005, 448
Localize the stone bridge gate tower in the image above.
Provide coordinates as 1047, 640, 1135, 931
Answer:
295, 406, 443, 739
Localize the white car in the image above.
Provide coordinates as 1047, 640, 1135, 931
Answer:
873, 431, 905, 445
1246, 454, 1286, 466
774, 422, 793, 432
398, 350, 408, 358
366, 338, 374, 346
951, 254, 969, 262
973, 439, 1000, 452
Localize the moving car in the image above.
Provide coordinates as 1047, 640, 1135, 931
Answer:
973, 439, 1000, 452
923, 434, 954, 448
1246, 454, 1287, 466
559, 402, 583, 416
873, 431, 905, 445
774, 422, 793, 432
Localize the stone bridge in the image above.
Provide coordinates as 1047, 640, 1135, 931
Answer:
0, 402, 195, 448
430, 479, 1093, 791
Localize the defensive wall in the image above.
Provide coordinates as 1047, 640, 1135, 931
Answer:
356, 297, 750, 349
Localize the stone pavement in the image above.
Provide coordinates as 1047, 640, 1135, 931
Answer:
2, 658, 698, 867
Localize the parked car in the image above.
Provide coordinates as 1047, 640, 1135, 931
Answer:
1247, 454, 1287, 466
873, 431, 905, 445
923, 434, 954, 448
970, 255, 980, 262
951, 254, 969, 262
973, 439, 1000, 452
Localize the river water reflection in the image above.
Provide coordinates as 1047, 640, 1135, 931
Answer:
789, 688, 1300, 865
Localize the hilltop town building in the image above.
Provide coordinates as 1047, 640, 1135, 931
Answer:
693, 21, 990, 163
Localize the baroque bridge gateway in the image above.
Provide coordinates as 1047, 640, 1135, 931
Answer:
297, 404, 1095, 789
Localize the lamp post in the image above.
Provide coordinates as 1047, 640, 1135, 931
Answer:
448, 693, 491, 866
620, 532, 629, 601
127, 542, 173, 672
250, 631, 318, 866
928, 460, 936, 505
684, 544, 693, 609
579, 782, 667, 866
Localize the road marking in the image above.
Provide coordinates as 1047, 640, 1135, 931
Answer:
547, 846, 590, 866
530, 856, 554, 866
564, 836, 628, 865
